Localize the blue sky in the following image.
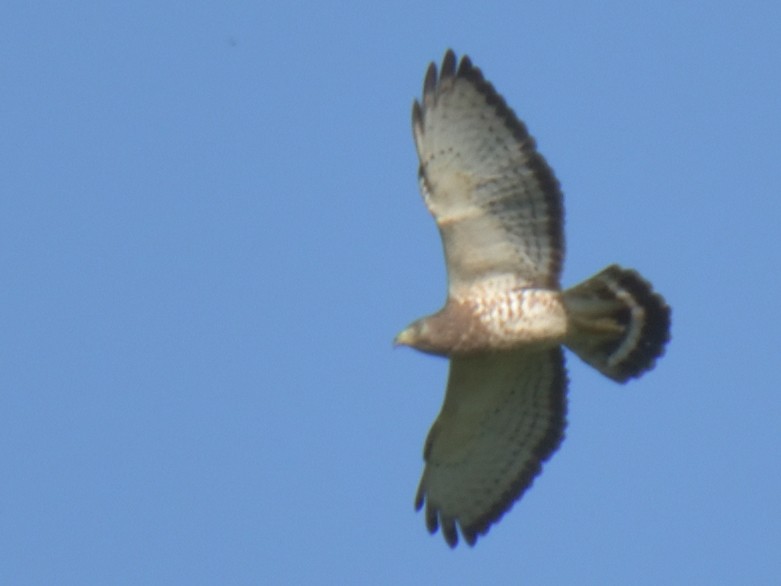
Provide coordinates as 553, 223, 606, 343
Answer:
3, 2, 780, 584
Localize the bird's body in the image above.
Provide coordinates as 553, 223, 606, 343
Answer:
398, 287, 567, 356
395, 50, 670, 547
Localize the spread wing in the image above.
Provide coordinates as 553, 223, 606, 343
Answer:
415, 348, 567, 547
413, 50, 565, 296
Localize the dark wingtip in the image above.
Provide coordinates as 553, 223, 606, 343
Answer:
441, 516, 458, 548
440, 49, 457, 80
462, 527, 477, 547
425, 502, 439, 534
421, 50, 479, 110
414, 484, 424, 511
423, 61, 438, 101
457, 54, 473, 76
412, 99, 423, 129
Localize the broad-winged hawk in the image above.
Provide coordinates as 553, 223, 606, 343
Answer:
395, 50, 671, 548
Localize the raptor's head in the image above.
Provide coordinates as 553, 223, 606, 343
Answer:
394, 319, 426, 348
394, 318, 449, 357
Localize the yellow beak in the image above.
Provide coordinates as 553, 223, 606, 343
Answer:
393, 328, 414, 348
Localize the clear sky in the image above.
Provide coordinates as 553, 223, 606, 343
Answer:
3, 2, 780, 584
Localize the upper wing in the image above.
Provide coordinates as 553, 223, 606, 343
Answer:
413, 50, 565, 296
415, 347, 567, 547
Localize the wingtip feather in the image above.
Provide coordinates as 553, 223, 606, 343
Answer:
412, 99, 424, 139
423, 61, 438, 102
441, 49, 457, 78
440, 515, 458, 548
457, 54, 473, 75
425, 502, 439, 533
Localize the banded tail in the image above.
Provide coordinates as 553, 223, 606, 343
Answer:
563, 265, 670, 383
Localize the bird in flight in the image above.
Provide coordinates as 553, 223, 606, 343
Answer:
395, 50, 670, 547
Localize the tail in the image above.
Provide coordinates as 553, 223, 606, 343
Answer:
563, 265, 670, 383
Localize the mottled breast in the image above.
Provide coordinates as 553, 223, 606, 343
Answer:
457, 285, 568, 350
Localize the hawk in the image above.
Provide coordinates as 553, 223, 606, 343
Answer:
395, 50, 671, 548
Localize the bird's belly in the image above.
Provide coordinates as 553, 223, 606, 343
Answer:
473, 289, 568, 349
